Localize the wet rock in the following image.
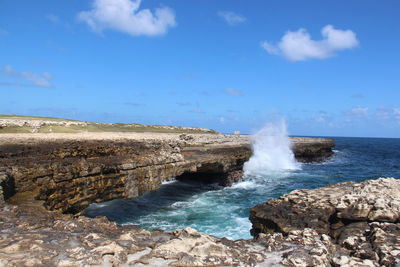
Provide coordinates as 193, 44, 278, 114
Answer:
220, 170, 244, 187
291, 137, 334, 163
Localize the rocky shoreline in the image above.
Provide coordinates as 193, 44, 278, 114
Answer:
250, 177, 400, 266
0, 133, 333, 213
5, 131, 397, 266
1, 178, 399, 266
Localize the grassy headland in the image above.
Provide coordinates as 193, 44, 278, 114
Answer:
0, 114, 218, 134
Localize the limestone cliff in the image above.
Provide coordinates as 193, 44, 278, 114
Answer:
0, 133, 333, 214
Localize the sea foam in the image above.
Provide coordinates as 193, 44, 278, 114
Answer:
244, 119, 300, 175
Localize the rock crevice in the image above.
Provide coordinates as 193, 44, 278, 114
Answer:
250, 178, 400, 266
0, 133, 333, 214
1, 178, 399, 266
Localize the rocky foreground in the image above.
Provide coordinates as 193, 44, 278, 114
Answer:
1, 178, 399, 266
250, 178, 400, 266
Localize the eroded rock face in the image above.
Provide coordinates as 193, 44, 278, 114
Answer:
0, 172, 14, 205
0, 135, 250, 214
1, 178, 398, 266
0, 133, 333, 214
291, 137, 334, 163
250, 178, 400, 266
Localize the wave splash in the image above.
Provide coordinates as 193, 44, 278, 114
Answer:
244, 119, 300, 175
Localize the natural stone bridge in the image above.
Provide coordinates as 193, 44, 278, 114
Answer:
0, 132, 334, 214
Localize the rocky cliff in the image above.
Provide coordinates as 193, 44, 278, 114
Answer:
0, 132, 333, 214
1, 178, 399, 266
291, 137, 334, 163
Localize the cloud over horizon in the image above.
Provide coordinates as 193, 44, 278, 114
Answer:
376, 107, 400, 124
218, 11, 246, 26
77, 0, 176, 37
1, 65, 53, 88
224, 88, 243, 96
262, 25, 359, 61
345, 106, 368, 118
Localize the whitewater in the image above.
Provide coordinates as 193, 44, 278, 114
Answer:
85, 122, 400, 240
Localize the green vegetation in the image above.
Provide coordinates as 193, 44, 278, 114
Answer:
0, 126, 33, 133
0, 114, 218, 134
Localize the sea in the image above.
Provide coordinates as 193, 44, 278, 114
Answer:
85, 123, 400, 240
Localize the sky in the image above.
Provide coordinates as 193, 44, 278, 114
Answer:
1, 0, 400, 137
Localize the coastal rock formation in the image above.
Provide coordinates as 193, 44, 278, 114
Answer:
0, 204, 266, 266
1, 178, 399, 266
0, 132, 333, 214
250, 178, 400, 266
0, 172, 13, 205
291, 137, 334, 163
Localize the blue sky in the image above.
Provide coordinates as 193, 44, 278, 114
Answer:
1, 0, 399, 137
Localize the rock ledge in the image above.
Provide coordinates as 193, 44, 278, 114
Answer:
1, 178, 399, 266
250, 177, 400, 266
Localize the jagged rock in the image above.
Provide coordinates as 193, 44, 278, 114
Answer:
1, 178, 399, 266
0, 205, 266, 266
250, 178, 400, 236
369, 222, 400, 266
0, 132, 339, 266
250, 178, 400, 267
0, 133, 333, 214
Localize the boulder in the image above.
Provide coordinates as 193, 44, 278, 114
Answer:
250, 178, 400, 266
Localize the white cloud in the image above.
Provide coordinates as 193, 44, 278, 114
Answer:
77, 0, 176, 36
224, 88, 242, 96
2, 65, 53, 88
394, 108, 400, 124
376, 108, 391, 120
261, 25, 359, 61
346, 106, 368, 117
218, 11, 246, 26
46, 14, 60, 24
0, 28, 8, 35
375, 108, 400, 125
314, 111, 329, 123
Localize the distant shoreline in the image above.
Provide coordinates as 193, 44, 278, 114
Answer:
0, 114, 218, 134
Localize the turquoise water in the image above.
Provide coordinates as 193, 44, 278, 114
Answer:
85, 137, 400, 240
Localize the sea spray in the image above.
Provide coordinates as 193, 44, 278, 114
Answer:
85, 138, 400, 240
244, 120, 300, 175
